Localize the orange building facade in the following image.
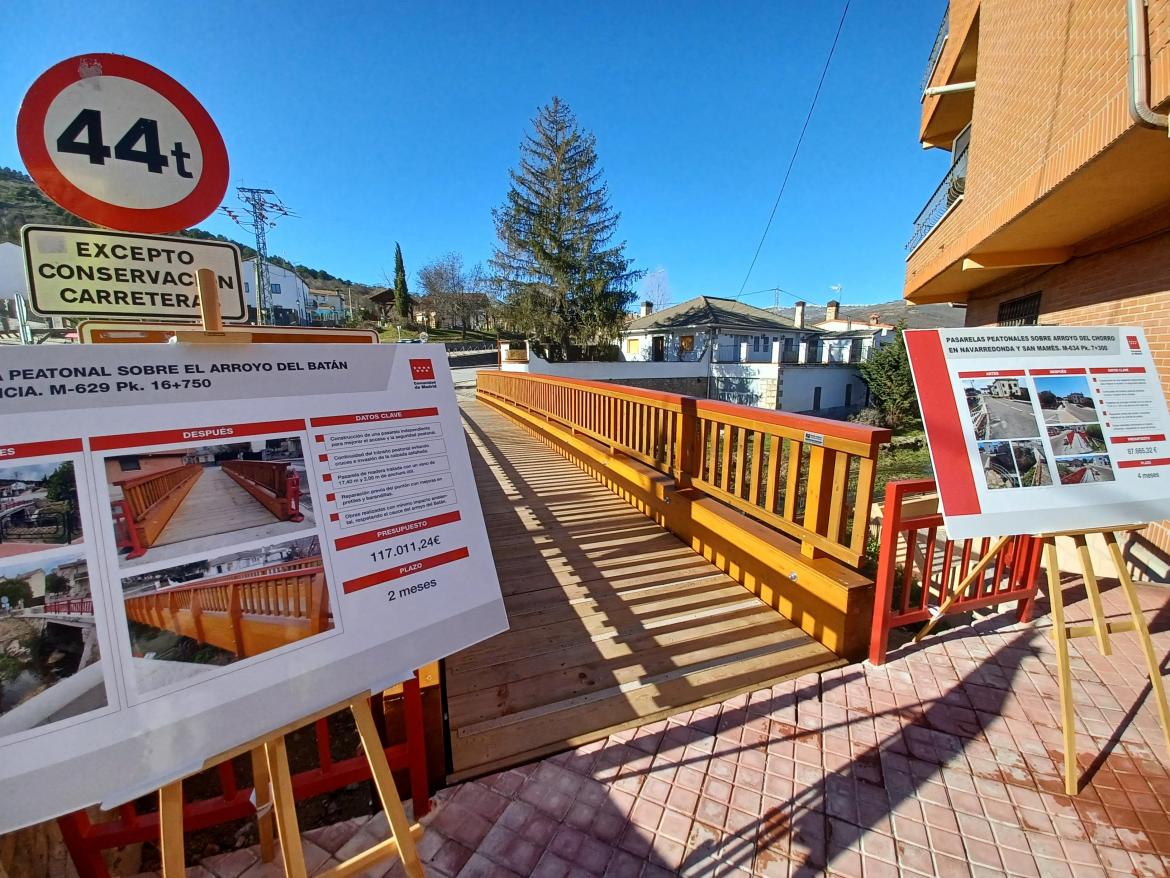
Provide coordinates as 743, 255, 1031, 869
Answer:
905, 0, 1170, 557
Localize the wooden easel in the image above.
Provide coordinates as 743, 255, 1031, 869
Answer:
913, 534, 1015, 643
139, 271, 425, 876
1038, 526, 1170, 795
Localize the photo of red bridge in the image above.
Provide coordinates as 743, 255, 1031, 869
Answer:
107, 440, 312, 565
122, 555, 332, 663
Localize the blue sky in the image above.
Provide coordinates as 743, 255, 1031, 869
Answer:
0, 1, 950, 307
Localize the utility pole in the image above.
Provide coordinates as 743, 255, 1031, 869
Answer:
221, 188, 295, 324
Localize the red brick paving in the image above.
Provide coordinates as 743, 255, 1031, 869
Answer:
185, 579, 1170, 877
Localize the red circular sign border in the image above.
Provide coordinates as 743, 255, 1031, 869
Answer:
16, 53, 229, 234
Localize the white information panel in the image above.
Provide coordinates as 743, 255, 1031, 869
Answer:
0, 343, 506, 832
905, 326, 1170, 539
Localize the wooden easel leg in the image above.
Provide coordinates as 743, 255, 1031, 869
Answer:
1044, 538, 1079, 795
915, 535, 1012, 642
158, 780, 185, 878
249, 746, 276, 863
1104, 531, 1170, 762
1074, 534, 1111, 655
265, 736, 308, 878
350, 697, 425, 878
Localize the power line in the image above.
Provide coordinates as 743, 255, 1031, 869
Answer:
735, 0, 852, 297
220, 188, 297, 323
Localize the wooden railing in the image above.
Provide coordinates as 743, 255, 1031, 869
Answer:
196, 557, 321, 586
111, 464, 203, 559
477, 370, 890, 567
123, 557, 329, 658
869, 479, 1041, 664
221, 459, 303, 522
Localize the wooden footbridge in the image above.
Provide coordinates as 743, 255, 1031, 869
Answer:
123, 557, 330, 658
443, 372, 888, 779
112, 460, 303, 559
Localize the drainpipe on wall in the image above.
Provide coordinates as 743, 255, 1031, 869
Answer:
1127, 0, 1169, 130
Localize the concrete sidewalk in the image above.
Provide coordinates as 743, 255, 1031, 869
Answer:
186, 578, 1170, 878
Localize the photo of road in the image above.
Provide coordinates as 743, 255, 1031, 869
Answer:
963, 378, 1041, 440
1056, 455, 1116, 485
1047, 424, 1106, 456
1035, 375, 1098, 425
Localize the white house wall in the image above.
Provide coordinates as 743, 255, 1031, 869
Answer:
778, 366, 869, 414
242, 259, 310, 320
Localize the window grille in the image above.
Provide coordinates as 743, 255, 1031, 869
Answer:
997, 292, 1041, 326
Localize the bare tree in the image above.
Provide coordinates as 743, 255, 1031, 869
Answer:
417, 253, 492, 337
639, 268, 672, 313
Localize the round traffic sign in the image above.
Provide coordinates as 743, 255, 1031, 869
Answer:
17, 54, 229, 234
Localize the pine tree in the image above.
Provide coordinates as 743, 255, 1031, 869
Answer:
393, 243, 409, 321
490, 97, 641, 361
858, 326, 921, 430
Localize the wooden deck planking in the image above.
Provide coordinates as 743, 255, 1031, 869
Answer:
445, 399, 842, 779
154, 466, 276, 546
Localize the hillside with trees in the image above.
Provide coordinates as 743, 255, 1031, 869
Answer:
0, 166, 380, 311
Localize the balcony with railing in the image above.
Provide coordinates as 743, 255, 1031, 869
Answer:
920, 6, 949, 94
907, 142, 968, 252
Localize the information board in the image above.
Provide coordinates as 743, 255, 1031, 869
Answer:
0, 343, 506, 832
905, 326, 1170, 539
22, 225, 246, 321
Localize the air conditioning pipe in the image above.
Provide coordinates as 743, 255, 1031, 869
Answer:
923, 81, 976, 96
1127, 0, 1169, 130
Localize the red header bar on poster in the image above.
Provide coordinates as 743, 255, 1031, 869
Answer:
957, 369, 1026, 379
334, 511, 462, 551
342, 546, 470, 594
1090, 367, 1146, 374
1118, 458, 1170, 469
0, 438, 82, 460
90, 419, 306, 451
1111, 434, 1167, 444
310, 408, 438, 428
1028, 368, 1086, 376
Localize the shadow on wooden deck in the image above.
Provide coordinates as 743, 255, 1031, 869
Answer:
444, 399, 841, 781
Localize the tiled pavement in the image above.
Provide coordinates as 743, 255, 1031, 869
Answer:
187, 579, 1170, 877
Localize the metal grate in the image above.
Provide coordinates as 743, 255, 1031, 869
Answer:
997, 292, 1041, 326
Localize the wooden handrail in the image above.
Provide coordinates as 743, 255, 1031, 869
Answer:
193, 557, 320, 587
477, 370, 891, 567
219, 460, 303, 522
220, 459, 287, 495
112, 464, 202, 522
124, 557, 331, 658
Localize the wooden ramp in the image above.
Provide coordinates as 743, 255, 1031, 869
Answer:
446, 398, 842, 780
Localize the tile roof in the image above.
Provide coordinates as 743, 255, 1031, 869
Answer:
625, 296, 798, 332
